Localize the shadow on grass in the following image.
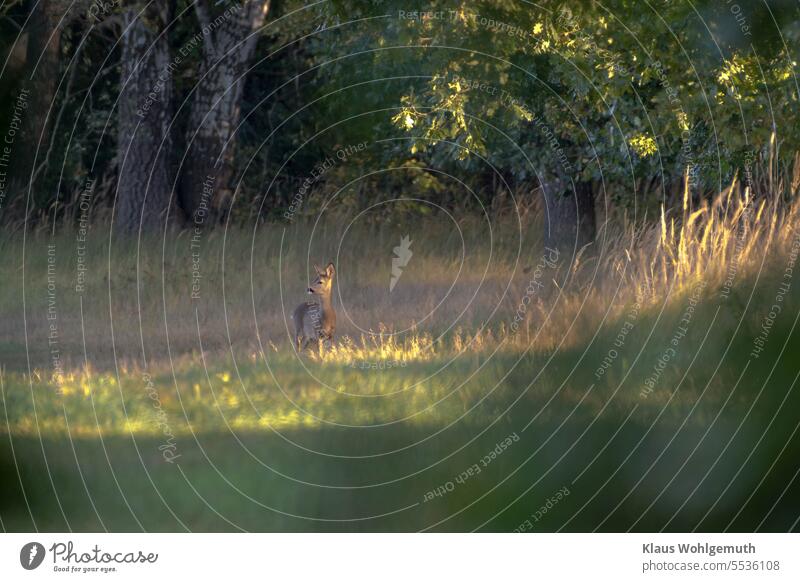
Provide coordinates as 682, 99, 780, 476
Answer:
2, 398, 799, 532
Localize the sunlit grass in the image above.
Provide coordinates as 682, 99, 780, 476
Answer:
2, 184, 800, 532
311, 326, 438, 364
1, 182, 798, 444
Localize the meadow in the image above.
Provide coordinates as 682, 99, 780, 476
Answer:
1, 185, 800, 532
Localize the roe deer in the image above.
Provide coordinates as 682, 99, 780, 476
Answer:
293, 263, 336, 350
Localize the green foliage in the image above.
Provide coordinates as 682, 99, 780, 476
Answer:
320, 0, 799, 204
1, 0, 797, 224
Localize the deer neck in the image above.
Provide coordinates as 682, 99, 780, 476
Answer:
318, 293, 334, 314
317, 293, 335, 332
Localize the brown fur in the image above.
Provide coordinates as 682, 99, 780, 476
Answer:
293, 263, 336, 350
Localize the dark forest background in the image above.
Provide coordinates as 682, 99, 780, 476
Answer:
0, 0, 798, 246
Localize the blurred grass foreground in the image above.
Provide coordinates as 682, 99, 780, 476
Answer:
1, 184, 800, 532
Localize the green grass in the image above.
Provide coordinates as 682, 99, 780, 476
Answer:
1, 274, 799, 531
2, 205, 800, 531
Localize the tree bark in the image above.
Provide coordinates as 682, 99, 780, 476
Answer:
8, 0, 64, 203
115, 4, 174, 234
178, 0, 270, 221
541, 179, 596, 257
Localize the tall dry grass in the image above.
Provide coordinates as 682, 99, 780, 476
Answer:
515, 175, 800, 355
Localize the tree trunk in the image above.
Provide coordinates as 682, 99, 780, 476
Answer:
541, 180, 596, 257
8, 0, 64, 203
115, 4, 174, 234
178, 0, 270, 221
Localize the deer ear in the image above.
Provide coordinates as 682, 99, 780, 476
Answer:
314, 264, 322, 275
326, 263, 335, 277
